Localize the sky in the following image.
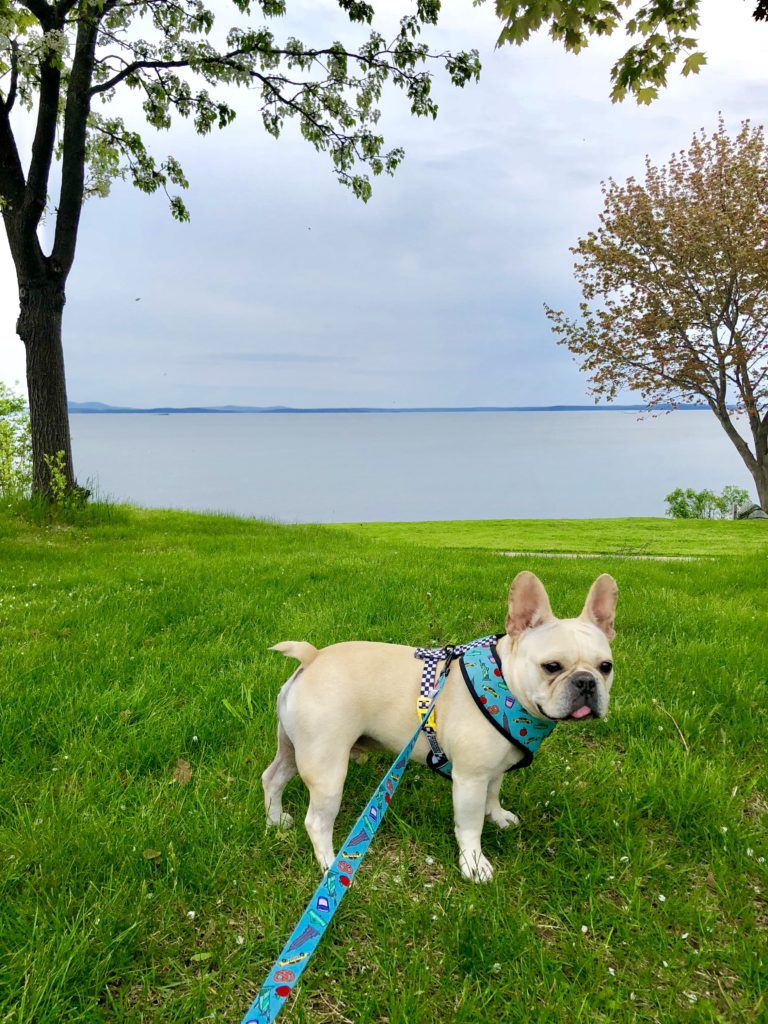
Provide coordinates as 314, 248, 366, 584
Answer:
1, 0, 767, 409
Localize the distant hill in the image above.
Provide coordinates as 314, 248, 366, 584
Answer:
68, 401, 709, 414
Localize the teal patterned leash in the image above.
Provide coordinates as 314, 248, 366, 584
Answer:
241, 648, 457, 1024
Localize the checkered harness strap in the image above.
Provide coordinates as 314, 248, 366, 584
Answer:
414, 635, 498, 761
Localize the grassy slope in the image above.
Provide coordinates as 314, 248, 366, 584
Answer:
0, 507, 766, 1023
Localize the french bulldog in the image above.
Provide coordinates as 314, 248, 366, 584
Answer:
262, 570, 617, 882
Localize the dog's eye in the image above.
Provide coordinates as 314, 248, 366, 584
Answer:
599, 661, 613, 674
542, 662, 563, 675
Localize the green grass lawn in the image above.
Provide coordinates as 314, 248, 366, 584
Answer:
332, 517, 767, 557
0, 506, 766, 1023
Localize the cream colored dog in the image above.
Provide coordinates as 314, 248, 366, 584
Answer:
262, 571, 617, 882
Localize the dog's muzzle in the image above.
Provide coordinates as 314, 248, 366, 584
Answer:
567, 672, 600, 718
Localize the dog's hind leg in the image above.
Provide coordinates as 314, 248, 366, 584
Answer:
262, 722, 298, 829
300, 755, 349, 873
484, 773, 520, 829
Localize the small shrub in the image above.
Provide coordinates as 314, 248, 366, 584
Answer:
0, 382, 32, 498
43, 450, 89, 516
1, 387, 100, 523
665, 485, 750, 519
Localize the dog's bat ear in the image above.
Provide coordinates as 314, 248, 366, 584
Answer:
580, 574, 618, 640
506, 571, 554, 638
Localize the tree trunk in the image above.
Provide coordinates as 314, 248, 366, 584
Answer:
711, 405, 768, 511
752, 460, 768, 511
16, 277, 77, 496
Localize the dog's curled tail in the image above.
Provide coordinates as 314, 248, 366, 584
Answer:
270, 641, 320, 667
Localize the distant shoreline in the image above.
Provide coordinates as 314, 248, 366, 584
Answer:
68, 402, 708, 415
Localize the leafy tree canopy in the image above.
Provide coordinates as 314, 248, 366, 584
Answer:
0, 0, 481, 227
489, 0, 765, 104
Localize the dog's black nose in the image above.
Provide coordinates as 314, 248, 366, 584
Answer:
570, 672, 596, 696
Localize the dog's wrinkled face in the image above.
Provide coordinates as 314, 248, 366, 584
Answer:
515, 618, 614, 720
504, 571, 618, 722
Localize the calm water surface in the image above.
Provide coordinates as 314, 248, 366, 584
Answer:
69, 411, 752, 521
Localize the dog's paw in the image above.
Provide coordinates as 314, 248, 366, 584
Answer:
486, 807, 520, 829
318, 852, 335, 874
459, 852, 494, 883
266, 811, 294, 829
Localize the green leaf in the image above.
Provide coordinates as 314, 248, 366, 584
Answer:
681, 51, 707, 76
635, 85, 658, 104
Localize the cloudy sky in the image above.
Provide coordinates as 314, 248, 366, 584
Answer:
1, 0, 766, 409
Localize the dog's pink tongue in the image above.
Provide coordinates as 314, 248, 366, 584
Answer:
570, 705, 592, 719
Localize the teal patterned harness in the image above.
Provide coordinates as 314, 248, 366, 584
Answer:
415, 636, 556, 777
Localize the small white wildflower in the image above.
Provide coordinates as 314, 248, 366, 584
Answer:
682, 933, 689, 939
620, 856, 629, 863
747, 848, 754, 857
658, 726, 664, 732
425, 856, 434, 865
662, 960, 668, 967
431, 914, 438, 921
236, 935, 244, 945
491, 963, 502, 974
684, 991, 698, 1004
192, 735, 199, 744
187, 910, 196, 920
758, 857, 765, 864
720, 826, 728, 834
658, 894, 666, 903
608, 967, 615, 976
581, 925, 588, 934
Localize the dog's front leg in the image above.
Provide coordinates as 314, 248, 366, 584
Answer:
484, 773, 520, 829
452, 773, 494, 882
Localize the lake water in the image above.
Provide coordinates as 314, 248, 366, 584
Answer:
69, 411, 753, 522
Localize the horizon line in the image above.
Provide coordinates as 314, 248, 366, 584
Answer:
68, 401, 709, 414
